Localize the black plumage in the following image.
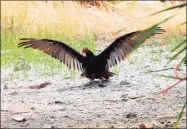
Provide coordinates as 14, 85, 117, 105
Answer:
18, 27, 165, 81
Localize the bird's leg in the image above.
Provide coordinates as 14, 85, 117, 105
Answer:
98, 79, 106, 87
90, 80, 93, 86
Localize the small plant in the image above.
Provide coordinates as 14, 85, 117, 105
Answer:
151, 3, 186, 128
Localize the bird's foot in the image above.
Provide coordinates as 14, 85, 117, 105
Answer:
98, 80, 107, 87
98, 83, 106, 87
84, 83, 91, 87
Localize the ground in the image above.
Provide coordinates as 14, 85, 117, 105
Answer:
1, 45, 186, 128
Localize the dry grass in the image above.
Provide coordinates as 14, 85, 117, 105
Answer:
1, 1, 186, 74
1, 1, 186, 41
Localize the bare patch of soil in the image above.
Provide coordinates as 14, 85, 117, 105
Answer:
1, 46, 186, 128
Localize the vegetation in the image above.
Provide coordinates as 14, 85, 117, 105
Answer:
1, 1, 185, 75
150, 3, 186, 128
1, 1, 186, 128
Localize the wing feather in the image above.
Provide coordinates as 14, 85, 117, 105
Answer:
18, 38, 86, 71
97, 27, 166, 69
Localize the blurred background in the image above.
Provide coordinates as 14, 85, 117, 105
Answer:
1, 0, 186, 73
2, 1, 186, 40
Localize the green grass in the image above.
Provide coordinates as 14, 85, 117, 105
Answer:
1, 19, 96, 78
1, 10, 185, 79
2, 22, 185, 79
164, 33, 186, 51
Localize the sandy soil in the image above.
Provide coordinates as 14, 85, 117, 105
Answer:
1, 45, 186, 128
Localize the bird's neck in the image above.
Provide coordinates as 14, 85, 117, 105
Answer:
86, 51, 95, 58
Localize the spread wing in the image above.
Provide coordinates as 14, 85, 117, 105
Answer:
97, 27, 166, 69
18, 38, 86, 71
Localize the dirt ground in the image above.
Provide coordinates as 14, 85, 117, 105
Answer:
1, 45, 186, 128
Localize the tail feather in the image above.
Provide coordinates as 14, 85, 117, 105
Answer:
106, 71, 115, 77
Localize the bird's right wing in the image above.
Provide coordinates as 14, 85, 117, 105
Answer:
18, 38, 86, 71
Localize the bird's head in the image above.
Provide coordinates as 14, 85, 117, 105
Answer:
81, 47, 89, 54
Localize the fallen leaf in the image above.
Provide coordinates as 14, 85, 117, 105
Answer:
29, 82, 51, 89
139, 123, 153, 128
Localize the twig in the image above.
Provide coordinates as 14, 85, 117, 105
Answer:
158, 77, 187, 94
142, 67, 175, 73
160, 75, 186, 80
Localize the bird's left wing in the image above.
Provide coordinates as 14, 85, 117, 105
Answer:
97, 27, 166, 69
18, 38, 86, 71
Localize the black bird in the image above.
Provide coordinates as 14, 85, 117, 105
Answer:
18, 27, 165, 86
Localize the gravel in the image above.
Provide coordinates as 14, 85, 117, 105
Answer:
1, 45, 186, 128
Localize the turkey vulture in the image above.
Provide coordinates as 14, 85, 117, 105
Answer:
18, 27, 165, 86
